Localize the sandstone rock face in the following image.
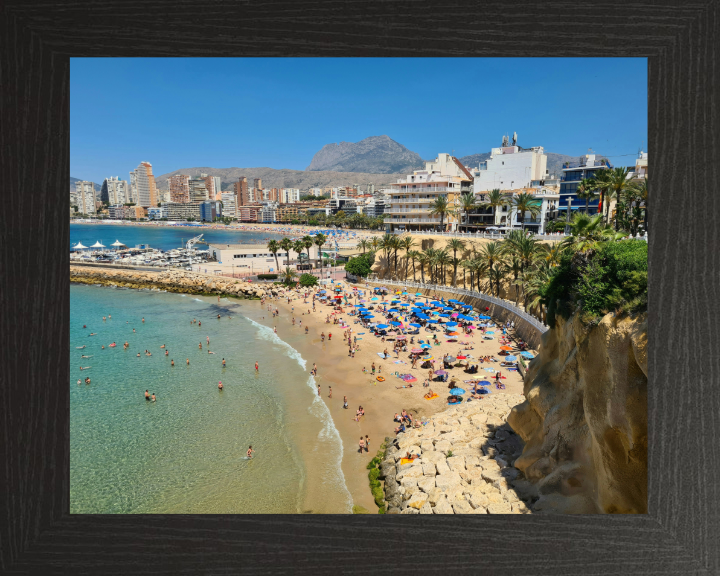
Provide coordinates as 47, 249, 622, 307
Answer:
507, 311, 648, 514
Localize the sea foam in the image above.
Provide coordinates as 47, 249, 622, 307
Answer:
247, 318, 353, 512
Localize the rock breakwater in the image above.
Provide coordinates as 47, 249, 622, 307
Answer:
380, 393, 534, 514
70, 266, 269, 299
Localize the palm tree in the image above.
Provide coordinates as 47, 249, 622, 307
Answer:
279, 237, 293, 268
370, 236, 380, 251
508, 192, 542, 232
407, 250, 420, 281
423, 248, 437, 283
561, 213, 626, 253
281, 266, 298, 285
390, 235, 402, 279
476, 242, 504, 296
446, 238, 466, 286
357, 238, 369, 254
457, 191, 477, 232
267, 239, 280, 272
576, 178, 598, 215
479, 189, 507, 227
293, 239, 306, 266
486, 264, 508, 298
628, 176, 648, 235
400, 236, 416, 278
602, 167, 632, 230
301, 235, 314, 266
313, 233, 326, 277
417, 251, 429, 283
437, 249, 452, 285
429, 195, 451, 231
459, 259, 473, 289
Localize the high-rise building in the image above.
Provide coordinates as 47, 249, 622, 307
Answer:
189, 176, 209, 202
102, 176, 128, 205
221, 192, 237, 217
75, 181, 97, 214
169, 174, 191, 203
253, 178, 262, 191
281, 188, 300, 203
212, 176, 222, 201
129, 162, 157, 207
269, 188, 280, 202
234, 177, 249, 206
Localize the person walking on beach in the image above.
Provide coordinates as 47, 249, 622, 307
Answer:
328, 386, 332, 398
317, 384, 321, 396
313, 363, 317, 374
365, 435, 370, 453
247, 446, 254, 459
321, 332, 325, 342
371, 362, 376, 375
343, 396, 348, 409
255, 361, 259, 372
359, 437, 365, 453
328, 332, 332, 341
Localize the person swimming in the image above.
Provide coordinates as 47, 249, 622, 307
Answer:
218, 381, 223, 390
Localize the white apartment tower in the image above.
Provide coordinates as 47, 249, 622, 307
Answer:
473, 134, 547, 192
103, 176, 127, 205
75, 181, 97, 214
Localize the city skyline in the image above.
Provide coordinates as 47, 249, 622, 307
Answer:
71, 58, 647, 184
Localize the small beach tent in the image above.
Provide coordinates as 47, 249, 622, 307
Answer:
72, 242, 88, 250
90, 241, 106, 249
111, 240, 126, 249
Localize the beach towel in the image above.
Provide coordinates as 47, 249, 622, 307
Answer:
393, 360, 406, 364
400, 458, 416, 465
424, 393, 439, 400
377, 353, 386, 359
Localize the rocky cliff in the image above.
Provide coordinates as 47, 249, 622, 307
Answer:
306, 135, 425, 174
507, 310, 648, 513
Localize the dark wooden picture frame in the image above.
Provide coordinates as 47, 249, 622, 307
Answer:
1, 1, 718, 573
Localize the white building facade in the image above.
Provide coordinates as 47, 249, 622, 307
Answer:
221, 192, 237, 217
473, 137, 547, 192
281, 188, 300, 203
75, 181, 96, 214
104, 176, 128, 205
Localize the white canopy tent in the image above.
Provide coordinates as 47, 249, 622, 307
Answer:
90, 241, 106, 249
111, 240, 126, 248
72, 242, 88, 250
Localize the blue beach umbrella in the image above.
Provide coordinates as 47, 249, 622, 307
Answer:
505, 355, 517, 361
439, 314, 450, 318
377, 324, 389, 329
445, 322, 458, 327
354, 304, 363, 307
371, 297, 379, 301
364, 315, 376, 319
421, 344, 431, 349
477, 380, 492, 386
318, 290, 326, 294
449, 388, 465, 395
390, 321, 401, 326
486, 331, 495, 334
462, 304, 473, 309
520, 352, 535, 358
409, 323, 421, 328
400, 303, 410, 307
443, 307, 453, 312
478, 315, 491, 320
415, 292, 423, 296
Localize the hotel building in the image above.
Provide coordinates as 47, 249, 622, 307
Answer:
384, 153, 473, 232
75, 181, 97, 214
169, 174, 191, 203
129, 161, 157, 208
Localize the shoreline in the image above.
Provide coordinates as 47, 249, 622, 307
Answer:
70, 265, 529, 513
71, 220, 382, 238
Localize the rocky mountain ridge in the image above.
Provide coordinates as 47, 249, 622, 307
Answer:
306, 135, 425, 174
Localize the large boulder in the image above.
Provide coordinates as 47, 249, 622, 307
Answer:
487, 502, 513, 514
406, 491, 429, 510
435, 472, 462, 491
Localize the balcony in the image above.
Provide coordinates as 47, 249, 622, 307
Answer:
385, 217, 440, 224
386, 207, 432, 214
389, 187, 454, 193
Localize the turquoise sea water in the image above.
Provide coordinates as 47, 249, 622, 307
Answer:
70, 223, 285, 252
70, 284, 351, 514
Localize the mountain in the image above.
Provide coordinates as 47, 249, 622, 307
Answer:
153, 166, 404, 193
306, 135, 425, 174
70, 177, 102, 192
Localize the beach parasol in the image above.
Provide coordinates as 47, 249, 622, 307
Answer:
438, 314, 450, 318
72, 242, 88, 250
499, 346, 513, 351
90, 241, 106, 248
505, 355, 518, 361
411, 348, 423, 354
390, 321, 401, 326
478, 315, 491, 320
448, 299, 461, 304
371, 297, 379, 301
377, 324, 389, 329
449, 388, 465, 395
111, 240, 126, 248
400, 303, 409, 307
415, 292, 423, 296
423, 355, 434, 360
478, 380, 491, 386
520, 352, 535, 359
363, 314, 375, 319
409, 323, 421, 328
318, 290, 327, 293
456, 355, 467, 360
435, 370, 448, 375
445, 356, 457, 363
396, 335, 407, 340
450, 312, 459, 318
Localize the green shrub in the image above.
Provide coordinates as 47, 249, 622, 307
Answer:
366, 456, 381, 469
368, 468, 380, 483
371, 486, 384, 507
345, 251, 376, 278
299, 273, 318, 287
446, 450, 453, 458
377, 507, 386, 514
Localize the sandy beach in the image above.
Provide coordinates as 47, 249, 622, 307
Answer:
246, 280, 531, 511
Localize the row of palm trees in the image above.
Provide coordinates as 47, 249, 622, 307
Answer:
267, 233, 327, 275
568, 169, 648, 235
421, 189, 544, 233
280, 210, 387, 230
364, 213, 628, 323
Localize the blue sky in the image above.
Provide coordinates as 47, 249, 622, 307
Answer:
71, 58, 647, 183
